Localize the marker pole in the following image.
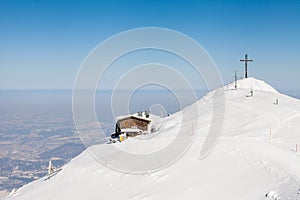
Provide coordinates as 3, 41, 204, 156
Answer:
192, 123, 194, 136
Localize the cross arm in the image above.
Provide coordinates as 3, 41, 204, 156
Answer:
240, 59, 253, 62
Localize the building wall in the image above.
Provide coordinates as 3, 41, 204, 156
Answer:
119, 118, 149, 131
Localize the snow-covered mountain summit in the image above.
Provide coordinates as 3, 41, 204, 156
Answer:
6, 78, 300, 200
226, 77, 278, 93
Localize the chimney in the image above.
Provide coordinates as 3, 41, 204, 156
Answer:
137, 111, 143, 117
145, 110, 150, 118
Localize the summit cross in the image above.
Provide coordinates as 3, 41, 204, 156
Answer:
240, 54, 253, 78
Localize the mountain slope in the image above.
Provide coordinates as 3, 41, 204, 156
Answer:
6, 78, 300, 200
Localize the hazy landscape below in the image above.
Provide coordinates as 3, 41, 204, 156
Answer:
0, 88, 299, 193
5, 78, 300, 200
0, 89, 208, 192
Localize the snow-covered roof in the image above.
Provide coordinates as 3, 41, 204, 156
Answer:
116, 113, 151, 122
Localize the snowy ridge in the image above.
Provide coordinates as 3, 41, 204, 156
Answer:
226, 77, 278, 93
5, 78, 300, 200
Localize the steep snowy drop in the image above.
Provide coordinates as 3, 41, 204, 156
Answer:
6, 78, 300, 200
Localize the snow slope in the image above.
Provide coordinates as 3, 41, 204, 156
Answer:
226, 77, 278, 93
6, 78, 300, 200
0, 191, 9, 200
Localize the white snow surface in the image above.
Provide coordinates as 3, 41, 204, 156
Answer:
0, 191, 9, 200
228, 77, 278, 93
6, 77, 300, 200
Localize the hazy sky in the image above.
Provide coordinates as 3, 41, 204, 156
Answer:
1, 0, 299, 91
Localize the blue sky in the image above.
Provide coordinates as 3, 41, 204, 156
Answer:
0, 0, 299, 91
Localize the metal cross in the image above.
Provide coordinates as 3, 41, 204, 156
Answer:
240, 54, 253, 78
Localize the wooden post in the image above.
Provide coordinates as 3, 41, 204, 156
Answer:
234, 71, 238, 90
